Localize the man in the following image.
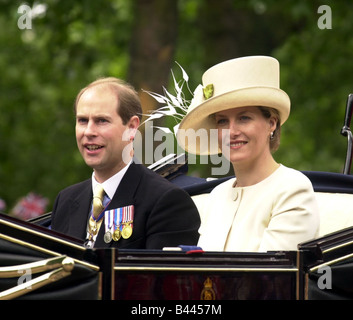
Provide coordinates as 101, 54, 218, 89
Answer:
51, 77, 200, 248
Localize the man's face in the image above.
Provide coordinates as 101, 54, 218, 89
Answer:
75, 86, 133, 182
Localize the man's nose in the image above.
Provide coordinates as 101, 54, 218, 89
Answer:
84, 120, 97, 136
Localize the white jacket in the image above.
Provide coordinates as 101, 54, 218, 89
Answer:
197, 165, 319, 252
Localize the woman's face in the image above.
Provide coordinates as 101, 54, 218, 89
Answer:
215, 106, 276, 166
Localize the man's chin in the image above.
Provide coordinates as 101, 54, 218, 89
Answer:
84, 158, 102, 170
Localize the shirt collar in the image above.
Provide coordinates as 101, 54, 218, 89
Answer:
91, 160, 132, 199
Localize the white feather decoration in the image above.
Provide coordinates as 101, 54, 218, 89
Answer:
141, 62, 202, 137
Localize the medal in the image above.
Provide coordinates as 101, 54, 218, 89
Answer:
104, 231, 112, 243
104, 209, 113, 243
121, 205, 134, 239
104, 208, 122, 242
112, 228, 121, 241
86, 194, 111, 245
104, 205, 134, 241
112, 208, 122, 242
122, 223, 133, 239
88, 218, 98, 235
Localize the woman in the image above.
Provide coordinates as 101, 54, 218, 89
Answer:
176, 56, 319, 252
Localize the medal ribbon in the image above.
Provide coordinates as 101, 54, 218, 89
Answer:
114, 208, 122, 232
104, 208, 113, 234
122, 205, 134, 224
91, 198, 111, 222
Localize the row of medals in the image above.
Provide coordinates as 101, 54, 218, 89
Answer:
104, 222, 133, 243
89, 219, 133, 243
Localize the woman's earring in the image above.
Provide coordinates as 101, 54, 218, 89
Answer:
270, 132, 274, 140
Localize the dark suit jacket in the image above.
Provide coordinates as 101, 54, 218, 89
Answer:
51, 163, 200, 249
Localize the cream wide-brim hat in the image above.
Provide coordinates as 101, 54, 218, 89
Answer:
176, 56, 290, 155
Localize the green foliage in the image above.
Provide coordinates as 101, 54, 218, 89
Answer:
274, 0, 353, 172
0, 0, 133, 210
0, 0, 352, 213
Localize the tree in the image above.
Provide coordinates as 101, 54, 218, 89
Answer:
128, 0, 178, 114
274, 0, 353, 172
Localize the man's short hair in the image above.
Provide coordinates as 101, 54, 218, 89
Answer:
74, 77, 142, 124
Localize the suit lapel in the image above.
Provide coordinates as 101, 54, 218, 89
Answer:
67, 180, 92, 240
94, 163, 143, 247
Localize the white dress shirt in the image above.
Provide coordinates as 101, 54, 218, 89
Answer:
86, 161, 132, 245
92, 161, 132, 200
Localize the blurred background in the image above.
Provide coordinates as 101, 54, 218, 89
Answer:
0, 0, 352, 217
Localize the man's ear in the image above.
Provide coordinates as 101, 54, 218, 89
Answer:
128, 115, 140, 140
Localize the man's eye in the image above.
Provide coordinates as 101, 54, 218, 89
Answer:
77, 118, 87, 124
